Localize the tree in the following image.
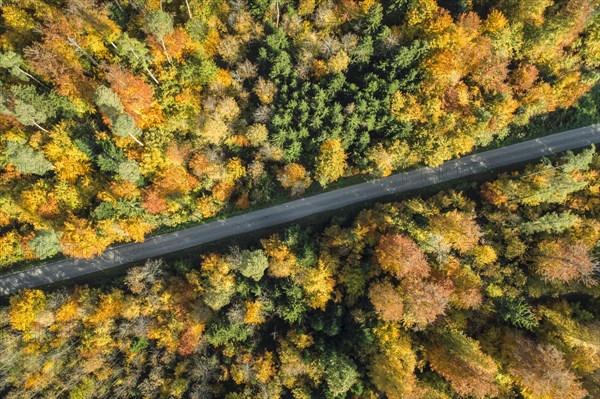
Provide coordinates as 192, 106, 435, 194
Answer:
117, 160, 143, 183
95, 85, 124, 119
402, 278, 454, 330
429, 210, 482, 253
144, 10, 174, 65
114, 34, 160, 84
426, 328, 499, 398
315, 139, 347, 187
0, 51, 46, 86
231, 249, 269, 281
8, 85, 67, 132
374, 234, 430, 279
323, 352, 359, 398
518, 211, 580, 235
201, 253, 237, 310
105, 65, 162, 128
28, 230, 60, 260
4, 140, 53, 175
368, 279, 404, 322
535, 239, 597, 286
369, 323, 419, 399
95, 86, 144, 145
504, 332, 588, 399
113, 114, 143, 144
277, 163, 312, 195
8, 289, 47, 331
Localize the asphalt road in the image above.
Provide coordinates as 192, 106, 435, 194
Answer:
1, 124, 599, 296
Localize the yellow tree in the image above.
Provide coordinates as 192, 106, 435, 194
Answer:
315, 138, 347, 187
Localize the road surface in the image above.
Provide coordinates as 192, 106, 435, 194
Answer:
1, 124, 599, 295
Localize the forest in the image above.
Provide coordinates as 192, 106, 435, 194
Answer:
1, 147, 599, 398
1, 0, 600, 267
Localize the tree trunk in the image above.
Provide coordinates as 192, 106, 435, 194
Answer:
130, 48, 160, 85
67, 38, 99, 67
17, 68, 47, 88
144, 65, 160, 85
33, 121, 49, 133
160, 39, 172, 65
185, 0, 192, 18
129, 133, 144, 146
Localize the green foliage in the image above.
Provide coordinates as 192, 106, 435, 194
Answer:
0, 51, 29, 81
94, 86, 124, 119
496, 297, 539, 331
235, 249, 269, 281
117, 159, 143, 183
4, 140, 53, 175
69, 377, 95, 399
518, 211, 580, 235
28, 230, 60, 260
144, 10, 174, 41
9, 85, 69, 129
130, 337, 149, 352
323, 352, 360, 398
112, 114, 142, 138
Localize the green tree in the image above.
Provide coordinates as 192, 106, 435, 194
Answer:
8, 85, 67, 132
144, 10, 174, 65
28, 230, 60, 260
117, 160, 143, 183
95, 86, 143, 145
4, 140, 53, 175
0, 51, 45, 86
323, 352, 359, 398
518, 211, 580, 235
115, 34, 160, 84
233, 249, 269, 281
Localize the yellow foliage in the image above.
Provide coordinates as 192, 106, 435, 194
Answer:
44, 123, 91, 183
484, 9, 508, 33
315, 138, 347, 186
262, 235, 297, 278
55, 300, 79, 323
196, 195, 224, 219
255, 352, 276, 383
254, 77, 277, 105
406, 0, 438, 26
2, 6, 36, 31
9, 289, 47, 332
297, 253, 337, 310
245, 300, 266, 324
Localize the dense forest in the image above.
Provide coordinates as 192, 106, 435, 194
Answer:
1, 149, 599, 398
1, 0, 599, 267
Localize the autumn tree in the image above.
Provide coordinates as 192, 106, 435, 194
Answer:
402, 277, 454, 329
374, 234, 430, 279
368, 279, 404, 322
535, 238, 597, 286
277, 163, 312, 195
369, 323, 419, 399
504, 332, 588, 399
315, 139, 347, 187
426, 328, 499, 398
